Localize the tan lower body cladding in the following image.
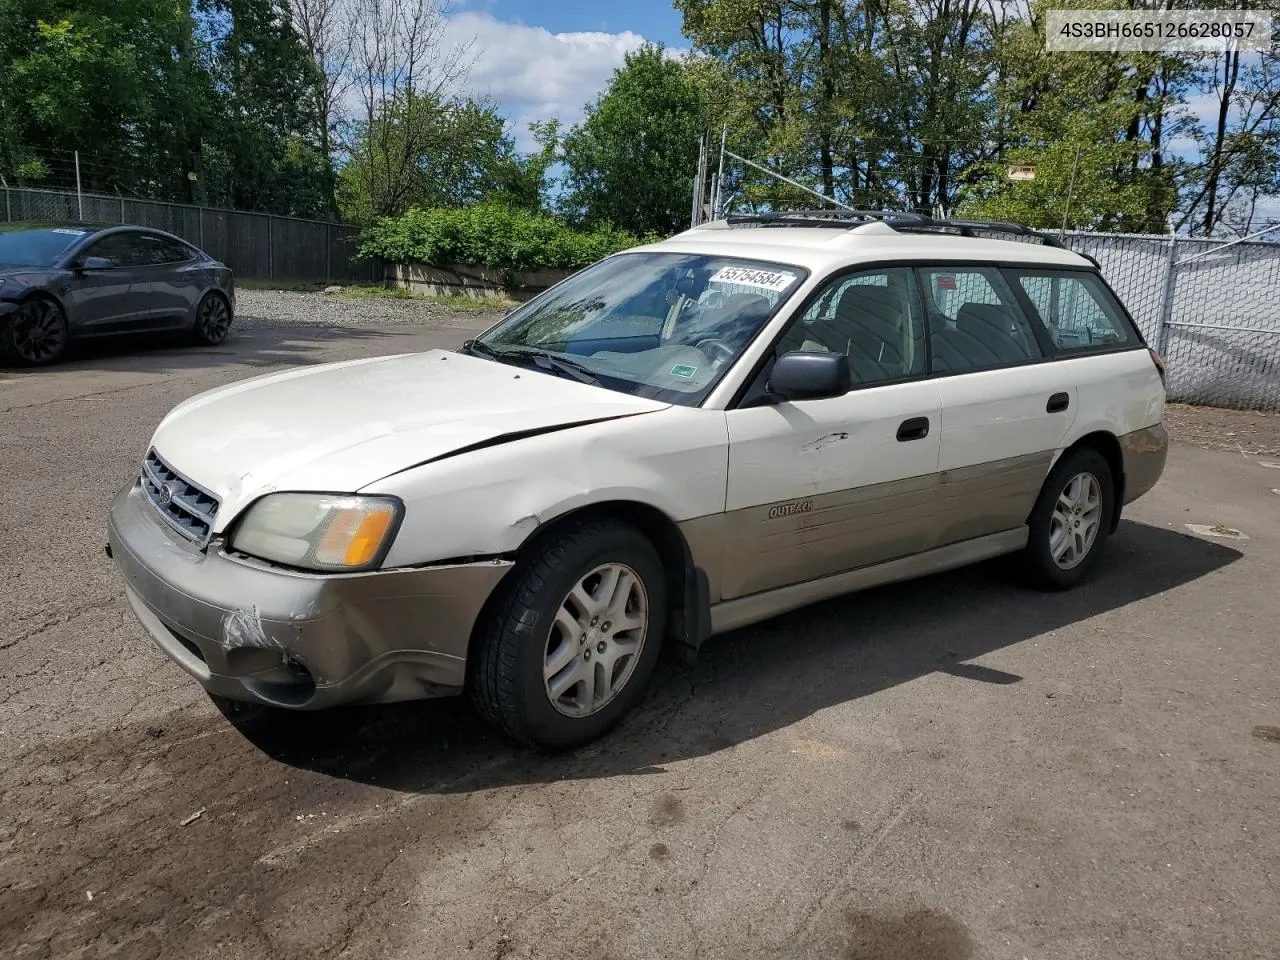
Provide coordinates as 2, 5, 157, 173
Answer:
677, 424, 1168, 624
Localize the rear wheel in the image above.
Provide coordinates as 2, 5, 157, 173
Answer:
1023, 447, 1115, 590
470, 518, 667, 750
1, 297, 69, 366
193, 292, 232, 345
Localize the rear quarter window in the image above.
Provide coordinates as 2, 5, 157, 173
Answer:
1010, 269, 1137, 352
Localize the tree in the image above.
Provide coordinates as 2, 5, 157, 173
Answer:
561, 44, 708, 235
287, 0, 352, 216
338, 96, 539, 220
0, 0, 212, 195
344, 0, 474, 218
203, 0, 331, 215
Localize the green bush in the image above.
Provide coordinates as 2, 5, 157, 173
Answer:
356, 205, 661, 271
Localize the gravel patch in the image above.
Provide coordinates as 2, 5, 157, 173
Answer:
234, 288, 508, 329
1165, 402, 1280, 456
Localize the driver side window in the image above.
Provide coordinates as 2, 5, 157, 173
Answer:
777, 267, 926, 385
76, 233, 136, 268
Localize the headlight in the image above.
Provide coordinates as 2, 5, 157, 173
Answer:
230, 493, 403, 572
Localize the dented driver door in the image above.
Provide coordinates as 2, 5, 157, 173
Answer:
720, 379, 943, 599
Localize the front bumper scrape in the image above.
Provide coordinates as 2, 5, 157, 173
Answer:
107, 480, 512, 708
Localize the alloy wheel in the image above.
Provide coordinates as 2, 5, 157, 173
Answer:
11, 300, 66, 363
198, 295, 231, 343
1050, 471, 1103, 570
543, 562, 648, 718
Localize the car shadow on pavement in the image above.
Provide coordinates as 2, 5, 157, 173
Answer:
0, 322, 402, 376
219, 519, 1244, 794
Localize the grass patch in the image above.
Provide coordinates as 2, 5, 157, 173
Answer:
333, 284, 517, 311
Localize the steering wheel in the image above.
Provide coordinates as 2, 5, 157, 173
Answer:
695, 338, 736, 368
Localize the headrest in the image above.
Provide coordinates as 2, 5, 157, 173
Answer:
835, 283, 901, 321
955, 302, 1014, 335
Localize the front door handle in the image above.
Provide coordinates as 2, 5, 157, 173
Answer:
1046, 392, 1070, 413
897, 416, 930, 442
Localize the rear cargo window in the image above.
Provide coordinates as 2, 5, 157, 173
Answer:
1012, 270, 1136, 352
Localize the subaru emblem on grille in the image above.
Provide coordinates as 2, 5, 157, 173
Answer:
158, 482, 178, 506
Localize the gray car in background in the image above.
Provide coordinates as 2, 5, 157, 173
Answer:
0, 222, 235, 366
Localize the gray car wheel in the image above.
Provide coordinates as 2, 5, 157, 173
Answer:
1, 297, 69, 366
470, 517, 667, 751
193, 292, 233, 345
1023, 447, 1115, 590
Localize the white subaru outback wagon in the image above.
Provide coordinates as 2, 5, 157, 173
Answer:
107, 211, 1168, 749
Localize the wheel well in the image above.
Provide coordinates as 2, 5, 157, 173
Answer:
19, 290, 65, 314
512, 500, 704, 651
527, 499, 690, 606
203, 289, 232, 313
1064, 431, 1125, 531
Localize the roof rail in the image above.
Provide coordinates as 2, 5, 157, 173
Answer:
725, 209, 931, 229
722, 208, 1082, 255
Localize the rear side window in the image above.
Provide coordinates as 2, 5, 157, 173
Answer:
1010, 270, 1135, 351
131, 234, 192, 265
919, 266, 1044, 373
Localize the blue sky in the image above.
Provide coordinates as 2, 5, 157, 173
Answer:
444, 1, 686, 149
459, 0, 684, 45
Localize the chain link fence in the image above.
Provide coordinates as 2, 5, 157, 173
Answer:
1, 185, 381, 284
1063, 232, 1280, 411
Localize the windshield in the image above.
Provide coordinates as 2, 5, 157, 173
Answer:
473, 252, 806, 405
0, 226, 90, 267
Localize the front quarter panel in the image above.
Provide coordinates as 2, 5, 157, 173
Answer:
362, 406, 730, 568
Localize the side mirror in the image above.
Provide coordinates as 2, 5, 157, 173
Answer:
767, 350, 850, 401
79, 256, 114, 271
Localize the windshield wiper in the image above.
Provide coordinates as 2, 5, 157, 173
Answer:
529, 352, 601, 386
464, 340, 601, 386
462, 339, 511, 361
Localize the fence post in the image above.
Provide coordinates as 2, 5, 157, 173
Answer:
325, 222, 332, 283
267, 215, 274, 279
198, 206, 205, 251
1156, 232, 1178, 356
3, 182, 9, 223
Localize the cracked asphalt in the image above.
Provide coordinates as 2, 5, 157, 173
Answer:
2, 303, 1279, 960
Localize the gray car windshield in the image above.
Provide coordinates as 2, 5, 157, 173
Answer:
0, 226, 91, 267
471, 252, 806, 405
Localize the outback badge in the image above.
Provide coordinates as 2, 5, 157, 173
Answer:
767, 499, 813, 520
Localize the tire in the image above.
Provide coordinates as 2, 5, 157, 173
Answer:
1023, 447, 1116, 590
1, 297, 69, 366
192, 291, 233, 345
470, 517, 668, 751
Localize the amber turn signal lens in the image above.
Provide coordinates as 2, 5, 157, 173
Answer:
343, 509, 395, 567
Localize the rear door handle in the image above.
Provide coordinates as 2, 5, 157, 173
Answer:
1047, 392, 1070, 413
897, 416, 930, 442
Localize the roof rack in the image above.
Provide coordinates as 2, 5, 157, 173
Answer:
725, 209, 931, 229
722, 208, 1075, 252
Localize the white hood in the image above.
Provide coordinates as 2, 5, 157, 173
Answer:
149, 349, 669, 531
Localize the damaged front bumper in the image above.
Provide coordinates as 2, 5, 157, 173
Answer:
107, 481, 512, 708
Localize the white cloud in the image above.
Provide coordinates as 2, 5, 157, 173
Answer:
443, 12, 656, 150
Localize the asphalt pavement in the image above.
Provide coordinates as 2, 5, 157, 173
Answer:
2, 309, 1278, 960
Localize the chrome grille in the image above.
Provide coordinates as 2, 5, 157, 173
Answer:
140, 449, 220, 546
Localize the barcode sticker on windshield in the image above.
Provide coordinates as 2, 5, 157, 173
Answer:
710, 266, 796, 292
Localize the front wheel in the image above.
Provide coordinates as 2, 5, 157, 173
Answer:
193, 292, 233, 345
470, 518, 667, 750
1, 297, 69, 366
1023, 447, 1115, 590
